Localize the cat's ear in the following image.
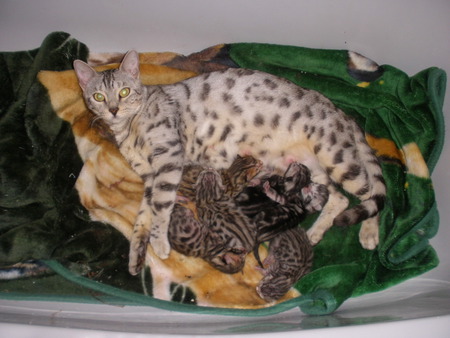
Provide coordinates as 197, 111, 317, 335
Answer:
120, 50, 140, 79
73, 60, 97, 91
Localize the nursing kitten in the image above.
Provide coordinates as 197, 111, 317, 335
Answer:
236, 162, 328, 266
169, 156, 262, 273
74, 51, 386, 275
170, 167, 257, 273
177, 155, 263, 201
257, 226, 313, 302
236, 162, 329, 244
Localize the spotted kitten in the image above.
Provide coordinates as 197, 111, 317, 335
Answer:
257, 226, 313, 302
169, 166, 257, 273
169, 156, 262, 273
74, 51, 386, 275
176, 155, 263, 201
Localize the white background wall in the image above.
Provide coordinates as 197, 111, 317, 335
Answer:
3, 0, 449, 280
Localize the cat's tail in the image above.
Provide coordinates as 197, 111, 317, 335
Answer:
333, 126, 386, 227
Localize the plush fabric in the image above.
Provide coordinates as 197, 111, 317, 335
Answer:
0, 32, 446, 316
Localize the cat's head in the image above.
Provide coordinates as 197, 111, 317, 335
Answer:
73, 50, 144, 126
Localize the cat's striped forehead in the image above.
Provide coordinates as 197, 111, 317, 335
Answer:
97, 69, 131, 90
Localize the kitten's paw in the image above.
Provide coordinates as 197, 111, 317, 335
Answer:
128, 232, 150, 275
359, 219, 379, 250
150, 235, 171, 260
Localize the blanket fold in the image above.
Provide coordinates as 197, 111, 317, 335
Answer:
0, 32, 446, 316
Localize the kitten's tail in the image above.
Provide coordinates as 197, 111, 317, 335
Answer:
333, 127, 386, 227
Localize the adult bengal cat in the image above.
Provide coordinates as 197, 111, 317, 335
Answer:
74, 50, 386, 275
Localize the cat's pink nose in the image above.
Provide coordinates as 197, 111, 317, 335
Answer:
109, 107, 119, 116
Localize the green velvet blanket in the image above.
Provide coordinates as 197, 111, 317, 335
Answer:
0, 32, 446, 316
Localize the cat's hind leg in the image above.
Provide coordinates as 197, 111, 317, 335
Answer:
306, 184, 349, 245
301, 159, 349, 245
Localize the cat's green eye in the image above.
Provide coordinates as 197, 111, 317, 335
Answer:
93, 93, 105, 102
119, 87, 130, 98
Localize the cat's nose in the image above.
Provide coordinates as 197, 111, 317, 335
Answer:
109, 107, 119, 116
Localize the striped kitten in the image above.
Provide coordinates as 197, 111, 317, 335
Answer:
236, 162, 329, 245
74, 51, 386, 275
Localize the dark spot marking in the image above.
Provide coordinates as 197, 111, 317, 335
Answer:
195, 138, 203, 146
144, 187, 153, 199
263, 78, 278, 90
223, 92, 232, 102
318, 127, 325, 138
271, 114, 280, 129
208, 125, 215, 137
200, 83, 211, 101
342, 141, 353, 148
153, 146, 169, 156
236, 69, 255, 76
254, 114, 265, 126
333, 149, 344, 164
291, 111, 301, 124
336, 121, 345, 133
305, 106, 314, 118
171, 149, 183, 157
329, 132, 337, 146
314, 144, 322, 154
167, 139, 180, 147
157, 163, 182, 175
341, 164, 361, 181
220, 124, 233, 141
156, 182, 178, 191
233, 105, 243, 114
374, 174, 386, 184
279, 97, 290, 108
225, 78, 236, 89
356, 185, 370, 196
182, 83, 191, 99
153, 201, 174, 211
373, 194, 386, 210
238, 133, 248, 143
326, 166, 335, 175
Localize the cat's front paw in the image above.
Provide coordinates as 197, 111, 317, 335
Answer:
150, 235, 171, 260
128, 230, 150, 275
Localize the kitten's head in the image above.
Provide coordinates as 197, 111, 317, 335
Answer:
226, 155, 263, 196
73, 50, 144, 126
301, 183, 329, 213
281, 162, 311, 193
195, 169, 225, 203
257, 274, 293, 302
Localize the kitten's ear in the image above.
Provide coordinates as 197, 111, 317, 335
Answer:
73, 60, 97, 91
119, 50, 140, 79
